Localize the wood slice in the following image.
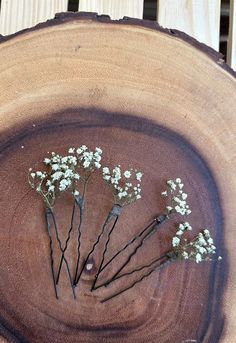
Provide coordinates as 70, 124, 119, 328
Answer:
0, 12, 235, 343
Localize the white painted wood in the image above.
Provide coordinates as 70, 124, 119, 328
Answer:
79, 0, 144, 20
157, 0, 221, 51
228, 0, 236, 70
0, 0, 68, 36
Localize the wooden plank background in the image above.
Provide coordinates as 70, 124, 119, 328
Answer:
79, 0, 144, 20
157, 0, 221, 51
228, 0, 236, 69
0, 0, 235, 70
0, 0, 68, 36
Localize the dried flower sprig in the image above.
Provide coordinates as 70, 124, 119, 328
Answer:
68, 146, 103, 286
89, 166, 143, 290
172, 225, 219, 263
100, 225, 221, 303
103, 166, 143, 206
28, 151, 80, 208
161, 178, 191, 216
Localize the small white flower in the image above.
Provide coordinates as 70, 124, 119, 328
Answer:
199, 247, 207, 254
61, 157, 68, 163
68, 148, 75, 153
195, 253, 202, 263
176, 178, 181, 183
167, 180, 177, 191
77, 148, 83, 154
182, 251, 189, 259
94, 162, 101, 169
73, 190, 80, 196
83, 160, 90, 168
52, 171, 63, 181
103, 167, 110, 174
30, 173, 36, 178
95, 147, 102, 154
68, 156, 77, 165
207, 238, 214, 245
136, 172, 143, 181
74, 173, 80, 180
161, 191, 168, 196
48, 185, 55, 192
59, 179, 70, 191
172, 236, 180, 247
204, 229, 210, 236
52, 164, 59, 171
64, 169, 74, 178
44, 158, 51, 164
124, 170, 131, 178
94, 154, 102, 162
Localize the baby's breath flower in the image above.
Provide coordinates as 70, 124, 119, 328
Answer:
103, 167, 110, 174
136, 172, 143, 181
95, 147, 102, 154
171, 225, 218, 263
59, 179, 71, 191
161, 178, 191, 216
72, 145, 103, 173
44, 158, 51, 165
124, 170, 131, 178
48, 185, 55, 192
103, 165, 143, 206
172, 236, 180, 247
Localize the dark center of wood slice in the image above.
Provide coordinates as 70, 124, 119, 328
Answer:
0, 108, 226, 343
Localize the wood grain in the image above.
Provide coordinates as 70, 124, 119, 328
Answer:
79, 0, 144, 19
227, 0, 236, 70
0, 0, 68, 35
157, 0, 221, 51
0, 12, 235, 343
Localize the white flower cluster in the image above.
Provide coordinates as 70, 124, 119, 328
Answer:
161, 178, 191, 216
172, 225, 219, 263
29, 151, 81, 206
68, 145, 102, 172
29, 146, 103, 207
172, 222, 192, 247
102, 166, 143, 205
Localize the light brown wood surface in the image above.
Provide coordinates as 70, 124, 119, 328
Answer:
0, 13, 235, 343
